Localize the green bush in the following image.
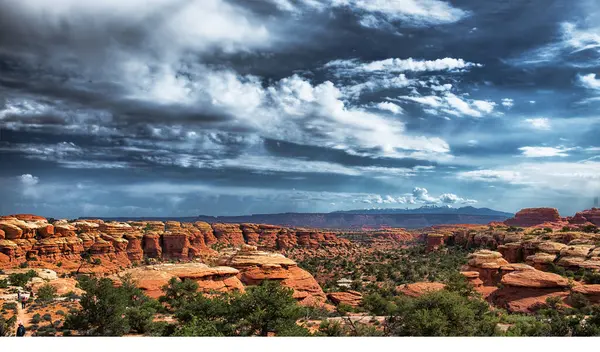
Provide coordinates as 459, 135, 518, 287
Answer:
3, 302, 18, 312
0, 315, 16, 336
30, 314, 41, 324
64, 274, 157, 336
386, 290, 497, 336
8, 270, 38, 287
37, 284, 58, 303
43, 313, 52, 322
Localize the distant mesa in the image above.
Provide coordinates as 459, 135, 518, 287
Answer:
504, 208, 562, 227
503, 207, 600, 228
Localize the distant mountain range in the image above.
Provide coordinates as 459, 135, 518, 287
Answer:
90, 206, 513, 230
332, 205, 514, 217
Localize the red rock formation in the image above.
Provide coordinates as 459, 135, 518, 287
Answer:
426, 233, 444, 252
276, 228, 298, 249
113, 263, 244, 299
143, 233, 162, 258
504, 208, 561, 227
490, 287, 569, 313
461, 271, 483, 288
327, 290, 363, 307
396, 282, 446, 297
217, 245, 327, 306
0, 215, 352, 273
570, 208, 600, 226
212, 223, 245, 246
195, 222, 217, 246
161, 231, 190, 260
124, 233, 144, 262
501, 269, 570, 288
571, 284, 600, 303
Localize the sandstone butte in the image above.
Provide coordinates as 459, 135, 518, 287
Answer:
569, 208, 600, 226
504, 208, 562, 227
0, 214, 350, 273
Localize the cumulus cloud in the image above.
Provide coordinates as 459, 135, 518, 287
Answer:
525, 118, 552, 130
578, 73, 600, 90
374, 102, 404, 114
19, 174, 39, 186
501, 98, 514, 108
519, 146, 572, 158
363, 187, 476, 205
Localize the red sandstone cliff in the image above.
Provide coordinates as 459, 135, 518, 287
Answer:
0, 215, 350, 272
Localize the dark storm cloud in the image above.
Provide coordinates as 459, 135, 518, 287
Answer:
1, 0, 599, 217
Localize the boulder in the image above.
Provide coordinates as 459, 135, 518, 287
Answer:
501, 269, 570, 288
396, 282, 446, 297
327, 290, 363, 307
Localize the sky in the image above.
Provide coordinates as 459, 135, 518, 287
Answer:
0, 0, 599, 218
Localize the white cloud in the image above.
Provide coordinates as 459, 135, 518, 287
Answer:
273, 0, 468, 28
19, 174, 39, 187
364, 187, 476, 205
458, 170, 524, 184
501, 98, 514, 108
525, 118, 551, 130
399, 92, 496, 117
457, 161, 600, 197
326, 57, 480, 75
341, 75, 413, 98
18, 174, 40, 198
439, 193, 477, 204
519, 146, 572, 158
374, 102, 404, 114
511, 21, 600, 68
578, 73, 600, 90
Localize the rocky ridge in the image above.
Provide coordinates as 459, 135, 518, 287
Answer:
0, 214, 350, 273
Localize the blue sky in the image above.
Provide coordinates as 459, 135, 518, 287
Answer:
0, 0, 599, 218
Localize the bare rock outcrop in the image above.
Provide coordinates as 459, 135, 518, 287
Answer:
504, 208, 562, 227
216, 245, 327, 306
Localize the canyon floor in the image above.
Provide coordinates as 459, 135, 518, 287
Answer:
1, 207, 600, 336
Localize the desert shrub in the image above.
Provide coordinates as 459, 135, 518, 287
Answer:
387, 290, 497, 336
36, 284, 58, 303
0, 315, 16, 336
3, 302, 18, 312
317, 320, 345, 336
30, 314, 41, 324
0, 279, 8, 288
162, 280, 309, 336
63, 274, 158, 336
8, 270, 38, 287
56, 310, 66, 316
19, 262, 29, 268
42, 313, 52, 322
